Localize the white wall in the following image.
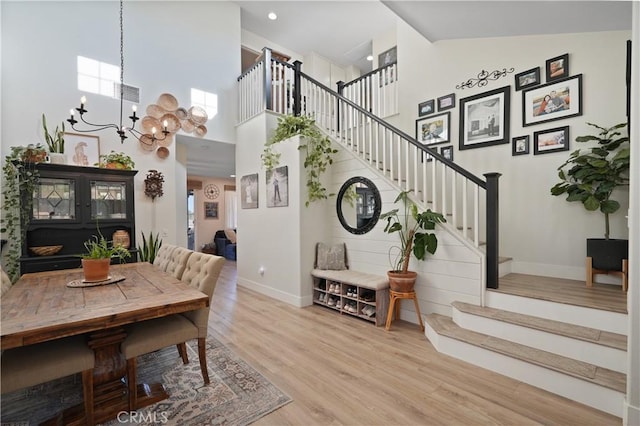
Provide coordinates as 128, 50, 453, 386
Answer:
393, 22, 631, 281
1, 1, 241, 249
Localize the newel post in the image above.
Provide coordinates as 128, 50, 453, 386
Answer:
262, 47, 272, 111
293, 60, 302, 116
484, 172, 501, 289
336, 81, 345, 132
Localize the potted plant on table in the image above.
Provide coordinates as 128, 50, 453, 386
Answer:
550, 122, 630, 274
42, 113, 66, 164
82, 229, 131, 282
379, 190, 446, 292
97, 151, 135, 170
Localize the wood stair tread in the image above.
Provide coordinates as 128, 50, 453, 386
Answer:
451, 301, 627, 351
426, 313, 626, 393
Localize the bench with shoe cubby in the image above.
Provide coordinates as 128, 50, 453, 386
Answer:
311, 269, 389, 326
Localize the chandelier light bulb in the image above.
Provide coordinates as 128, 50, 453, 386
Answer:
80, 96, 87, 105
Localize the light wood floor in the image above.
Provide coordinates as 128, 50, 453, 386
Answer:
208, 261, 621, 425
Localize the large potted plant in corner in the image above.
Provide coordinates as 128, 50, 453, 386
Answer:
81, 228, 131, 282
379, 190, 446, 292
550, 122, 630, 274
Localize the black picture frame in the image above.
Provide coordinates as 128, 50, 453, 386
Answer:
437, 93, 455, 111
416, 111, 451, 146
515, 67, 540, 91
512, 135, 530, 156
533, 126, 570, 155
626, 40, 632, 131
440, 145, 454, 161
459, 86, 510, 151
418, 99, 435, 117
378, 46, 397, 67
240, 173, 259, 209
546, 53, 569, 82
204, 202, 218, 219
522, 74, 582, 127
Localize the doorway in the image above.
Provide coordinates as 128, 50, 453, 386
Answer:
187, 190, 194, 250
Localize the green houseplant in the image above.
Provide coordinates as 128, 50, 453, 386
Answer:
379, 190, 446, 292
81, 228, 131, 281
97, 151, 135, 170
42, 113, 65, 154
550, 122, 629, 272
262, 115, 337, 206
138, 231, 162, 263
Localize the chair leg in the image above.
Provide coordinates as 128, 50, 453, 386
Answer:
81, 369, 95, 426
177, 342, 189, 364
126, 358, 138, 411
198, 337, 210, 385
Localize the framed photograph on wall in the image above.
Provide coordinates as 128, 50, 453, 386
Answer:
437, 93, 455, 111
546, 53, 569, 82
266, 165, 289, 207
459, 86, 510, 151
240, 173, 258, 209
416, 112, 450, 146
440, 145, 454, 161
514, 67, 540, 91
418, 99, 435, 117
378, 46, 397, 66
512, 135, 530, 156
64, 133, 100, 167
533, 126, 570, 155
204, 202, 218, 219
522, 74, 582, 127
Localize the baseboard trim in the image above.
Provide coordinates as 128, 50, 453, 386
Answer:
511, 261, 624, 285
237, 277, 309, 307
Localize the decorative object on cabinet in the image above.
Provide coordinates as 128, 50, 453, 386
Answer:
138, 231, 162, 263
29, 245, 63, 256
418, 99, 435, 117
1, 147, 43, 281
533, 126, 570, 155
545, 53, 569, 82
112, 230, 131, 248
522, 74, 582, 127
266, 166, 288, 207
97, 151, 135, 170
240, 174, 259, 209
336, 176, 381, 235
19, 163, 138, 275
437, 93, 455, 111
514, 67, 540, 91
262, 115, 337, 206
459, 85, 510, 150
65, 133, 100, 167
204, 183, 219, 199
42, 114, 66, 164
512, 135, 530, 156
550, 122, 629, 289
144, 169, 164, 200
379, 190, 446, 293
204, 202, 219, 219
456, 67, 514, 90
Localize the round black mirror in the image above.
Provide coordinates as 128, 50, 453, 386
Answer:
336, 176, 381, 235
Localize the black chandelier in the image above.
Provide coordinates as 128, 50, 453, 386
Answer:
66, 0, 168, 144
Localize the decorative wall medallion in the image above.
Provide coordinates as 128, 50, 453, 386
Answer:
144, 170, 164, 200
456, 67, 515, 90
205, 183, 219, 200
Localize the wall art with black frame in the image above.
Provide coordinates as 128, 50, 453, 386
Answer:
522, 74, 582, 127
533, 126, 570, 155
459, 86, 510, 151
514, 67, 540, 91
545, 53, 569, 82
512, 135, 530, 156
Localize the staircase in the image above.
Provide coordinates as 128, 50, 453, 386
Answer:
236, 48, 627, 417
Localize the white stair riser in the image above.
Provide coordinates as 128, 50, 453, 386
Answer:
425, 326, 624, 417
485, 291, 627, 335
452, 308, 626, 373
498, 259, 512, 277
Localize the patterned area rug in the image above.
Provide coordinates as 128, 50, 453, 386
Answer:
1, 336, 291, 425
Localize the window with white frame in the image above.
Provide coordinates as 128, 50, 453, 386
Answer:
191, 88, 218, 119
77, 56, 119, 97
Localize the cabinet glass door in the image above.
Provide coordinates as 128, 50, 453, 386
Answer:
90, 180, 127, 220
32, 178, 76, 220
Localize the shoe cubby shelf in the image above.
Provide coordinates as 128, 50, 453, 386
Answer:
312, 277, 389, 327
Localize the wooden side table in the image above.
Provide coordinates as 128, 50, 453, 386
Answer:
385, 290, 424, 331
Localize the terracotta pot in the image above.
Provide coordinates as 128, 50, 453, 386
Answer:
82, 258, 111, 282
387, 270, 418, 293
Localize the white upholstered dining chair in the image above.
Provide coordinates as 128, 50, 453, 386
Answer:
152, 243, 176, 271
165, 246, 193, 279
120, 252, 225, 409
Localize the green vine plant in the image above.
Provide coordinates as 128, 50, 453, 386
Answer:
261, 115, 337, 207
1, 146, 43, 282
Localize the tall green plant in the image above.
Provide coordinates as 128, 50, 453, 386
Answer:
42, 113, 65, 153
262, 115, 337, 207
550, 122, 629, 239
137, 231, 162, 263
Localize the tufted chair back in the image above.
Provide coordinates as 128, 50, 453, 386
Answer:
180, 252, 225, 337
1, 267, 12, 296
152, 243, 176, 272
164, 247, 193, 280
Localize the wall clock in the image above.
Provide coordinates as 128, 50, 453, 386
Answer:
204, 184, 220, 200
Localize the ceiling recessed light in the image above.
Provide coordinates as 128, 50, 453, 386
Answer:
267, 12, 277, 20
366, 55, 373, 61
230, 174, 236, 178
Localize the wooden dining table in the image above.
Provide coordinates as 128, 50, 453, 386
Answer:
1, 262, 209, 425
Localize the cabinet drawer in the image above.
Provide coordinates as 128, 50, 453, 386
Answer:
21, 257, 82, 274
